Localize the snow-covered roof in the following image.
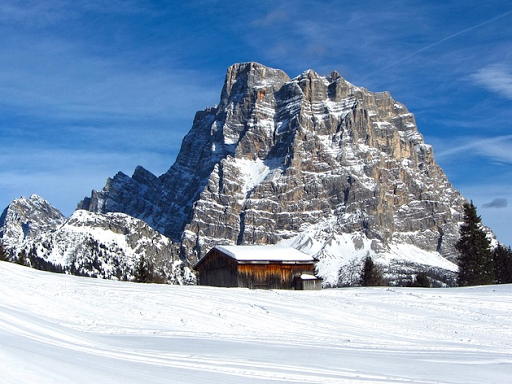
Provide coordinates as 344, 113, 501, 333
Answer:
214, 245, 315, 263
299, 274, 318, 280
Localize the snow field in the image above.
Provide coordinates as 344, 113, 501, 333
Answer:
1, 261, 511, 383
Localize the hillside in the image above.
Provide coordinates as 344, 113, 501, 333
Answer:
1, 262, 511, 384
0, 195, 193, 284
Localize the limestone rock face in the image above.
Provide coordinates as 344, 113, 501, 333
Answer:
79, 62, 468, 284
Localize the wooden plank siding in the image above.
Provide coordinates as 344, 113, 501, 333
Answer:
194, 247, 318, 289
237, 263, 315, 289
293, 276, 323, 290
195, 248, 239, 287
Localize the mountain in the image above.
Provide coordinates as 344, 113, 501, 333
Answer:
0, 195, 193, 283
0, 194, 66, 249
77, 62, 469, 285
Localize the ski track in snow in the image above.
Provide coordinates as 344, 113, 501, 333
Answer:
1, 262, 511, 384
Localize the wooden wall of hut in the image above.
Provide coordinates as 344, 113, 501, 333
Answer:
195, 249, 238, 287
293, 276, 323, 290
237, 263, 315, 289
195, 248, 318, 289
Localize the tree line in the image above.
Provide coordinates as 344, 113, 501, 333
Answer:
456, 202, 512, 286
359, 201, 511, 287
2, 202, 510, 288
0, 239, 167, 284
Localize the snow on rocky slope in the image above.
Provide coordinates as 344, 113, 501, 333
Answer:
1, 262, 511, 384
0, 194, 66, 249
0, 195, 193, 283
79, 62, 470, 284
3, 63, 498, 284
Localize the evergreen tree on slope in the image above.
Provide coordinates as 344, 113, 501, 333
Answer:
493, 244, 512, 284
360, 255, 385, 286
134, 256, 152, 283
0, 240, 7, 261
455, 202, 494, 286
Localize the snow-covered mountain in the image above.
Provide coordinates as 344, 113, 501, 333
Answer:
76, 62, 469, 285
0, 194, 66, 249
0, 195, 193, 284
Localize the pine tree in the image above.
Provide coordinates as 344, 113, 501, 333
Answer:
0, 240, 7, 261
134, 256, 150, 283
17, 249, 27, 266
493, 244, 512, 284
455, 202, 494, 286
134, 256, 158, 283
360, 255, 385, 286
413, 272, 431, 287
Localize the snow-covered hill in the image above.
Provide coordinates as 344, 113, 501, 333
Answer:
1, 262, 511, 384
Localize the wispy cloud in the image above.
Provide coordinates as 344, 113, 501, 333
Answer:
482, 198, 508, 209
471, 64, 512, 100
0, 36, 218, 122
0, 0, 143, 32
363, 10, 512, 80
251, 8, 289, 27
0, 0, 220, 124
435, 135, 512, 164
241, 4, 423, 82
0, 143, 173, 175
0, 0, 67, 26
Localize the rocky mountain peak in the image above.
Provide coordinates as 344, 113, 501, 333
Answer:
0, 194, 66, 249
132, 165, 157, 185
221, 62, 290, 104
76, 63, 469, 285
329, 70, 342, 81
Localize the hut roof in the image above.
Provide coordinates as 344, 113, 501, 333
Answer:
213, 245, 314, 262
299, 273, 319, 280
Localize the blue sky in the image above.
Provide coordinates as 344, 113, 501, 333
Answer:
1, 0, 511, 246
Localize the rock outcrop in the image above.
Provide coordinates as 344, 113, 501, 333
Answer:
77, 62, 467, 284
1, 195, 193, 284
0, 194, 66, 249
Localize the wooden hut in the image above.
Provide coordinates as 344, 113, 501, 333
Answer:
194, 245, 321, 289
293, 274, 323, 290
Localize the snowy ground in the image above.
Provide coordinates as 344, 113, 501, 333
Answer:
1, 262, 511, 384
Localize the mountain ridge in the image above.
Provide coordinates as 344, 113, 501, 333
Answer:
77, 62, 469, 284
1, 62, 487, 285
0, 194, 193, 283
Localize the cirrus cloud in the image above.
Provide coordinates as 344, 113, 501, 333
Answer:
471, 64, 512, 100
